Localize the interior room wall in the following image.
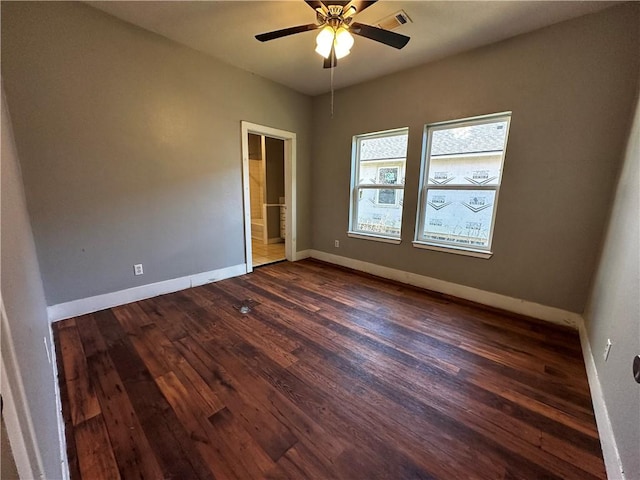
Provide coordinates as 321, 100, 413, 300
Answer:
583, 92, 640, 480
1, 1, 312, 306
1, 86, 63, 480
311, 3, 640, 313
248, 133, 264, 221
265, 137, 285, 239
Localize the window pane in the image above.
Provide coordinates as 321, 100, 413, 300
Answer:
360, 164, 404, 186
359, 133, 408, 161
427, 120, 508, 186
378, 167, 399, 185
427, 153, 503, 186
356, 188, 404, 237
377, 189, 396, 205
358, 133, 407, 186
431, 121, 508, 156
422, 189, 497, 249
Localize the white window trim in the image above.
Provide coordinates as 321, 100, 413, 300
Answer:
348, 232, 402, 244
349, 127, 409, 243
413, 112, 511, 257
412, 241, 493, 258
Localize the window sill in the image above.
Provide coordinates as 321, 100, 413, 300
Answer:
412, 241, 493, 259
348, 232, 401, 245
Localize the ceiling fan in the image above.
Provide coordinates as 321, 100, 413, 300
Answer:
255, 1, 410, 69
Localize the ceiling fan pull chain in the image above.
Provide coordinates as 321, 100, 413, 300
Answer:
330, 60, 334, 118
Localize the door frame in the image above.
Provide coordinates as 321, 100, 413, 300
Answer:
0, 298, 44, 480
241, 122, 297, 273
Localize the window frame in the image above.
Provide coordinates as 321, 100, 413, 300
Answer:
348, 127, 409, 244
413, 112, 512, 258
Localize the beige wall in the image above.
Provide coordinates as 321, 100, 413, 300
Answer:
584, 91, 640, 480
1, 1, 312, 305
1, 87, 62, 479
311, 3, 640, 313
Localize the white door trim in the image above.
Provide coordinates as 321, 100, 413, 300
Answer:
241, 122, 297, 273
0, 298, 44, 479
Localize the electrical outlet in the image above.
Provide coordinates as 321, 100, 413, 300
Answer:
133, 264, 144, 276
603, 339, 612, 361
334, 240, 340, 248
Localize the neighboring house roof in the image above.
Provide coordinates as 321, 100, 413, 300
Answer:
359, 120, 507, 160
431, 121, 508, 156
361, 134, 408, 161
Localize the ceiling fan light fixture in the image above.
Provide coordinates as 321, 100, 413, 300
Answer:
334, 27, 354, 59
257, 0, 410, 70
315, 25, 334, 58
315, 25, 354, 60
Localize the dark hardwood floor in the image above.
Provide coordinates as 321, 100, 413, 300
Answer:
53, 259, 605, 480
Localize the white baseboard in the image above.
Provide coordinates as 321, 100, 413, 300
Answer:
189, 264, 247, 288
293, 249, 312, 261
47, 263, 246, 323
48, 322, 70, 480
577, 319, 624, 479
308, 250, 582, 328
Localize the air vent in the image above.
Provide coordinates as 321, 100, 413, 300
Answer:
376, 10, 412, 31
233, 299, 259, 315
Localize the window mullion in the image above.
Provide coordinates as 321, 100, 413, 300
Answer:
358, 184, 405, 190
424, 184, 499, 192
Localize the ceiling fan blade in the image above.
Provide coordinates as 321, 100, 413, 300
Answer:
323, 46, 338, 69
256, 23, 320, 42
305, 0, 326, 11
351, 22, 410, 49
322, 1, 351, 6
344, 1, 377, 17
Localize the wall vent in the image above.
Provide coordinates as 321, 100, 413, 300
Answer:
376, 10, 412, 31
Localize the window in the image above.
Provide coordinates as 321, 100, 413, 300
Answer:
414, 113, 511, 257
349, 128, 408, 243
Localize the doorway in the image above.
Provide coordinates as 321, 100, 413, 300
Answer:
248, 133, 285, 267
241, 122, 297, 273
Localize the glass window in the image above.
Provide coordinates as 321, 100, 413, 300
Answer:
349, 128, 408, 242
414, 113, 511, 256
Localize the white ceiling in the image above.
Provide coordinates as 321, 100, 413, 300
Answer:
87, 1, 619, 96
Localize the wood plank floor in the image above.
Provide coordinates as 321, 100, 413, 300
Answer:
53, 259, 605, 480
